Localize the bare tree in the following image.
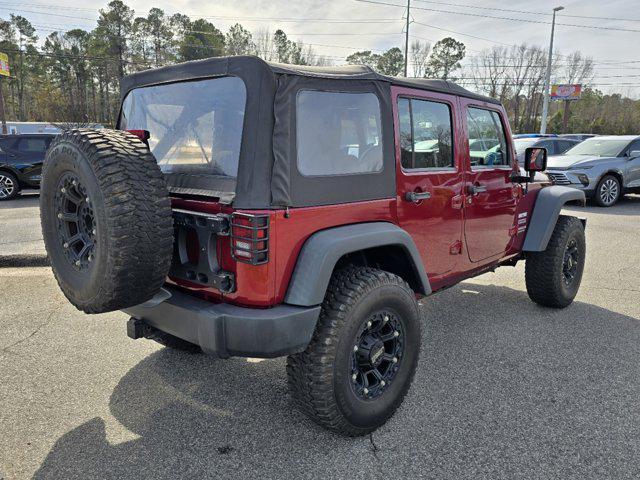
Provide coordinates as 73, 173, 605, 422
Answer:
467, 46, 509, 101
253, 27, 274, 61
410, 39, 430, 78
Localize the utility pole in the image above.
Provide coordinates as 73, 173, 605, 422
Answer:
540, 6, 564, 134
0, 79, 6, 135
18, 32, 24, 121
0, 53, 9, 134
404, 0, 410, 77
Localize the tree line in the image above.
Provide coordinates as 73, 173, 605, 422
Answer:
346, 38, 638, 134
1, 0, 638, 134
0, 1, 329, 126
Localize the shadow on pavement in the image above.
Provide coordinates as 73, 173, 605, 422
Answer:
33, 283, 640, 480
0, 192, 39, 210
0, 254, 49, 268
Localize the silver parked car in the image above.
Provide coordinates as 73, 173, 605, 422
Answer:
545, 135, 640, 207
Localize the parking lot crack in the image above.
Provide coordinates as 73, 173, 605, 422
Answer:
0, 303, 61, 354
369, 432, 380, 461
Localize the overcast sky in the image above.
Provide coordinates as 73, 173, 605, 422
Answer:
2, 0, 639, 96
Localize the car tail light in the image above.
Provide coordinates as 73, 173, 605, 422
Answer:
230, 212, 269, 265
126, 129, 150, 145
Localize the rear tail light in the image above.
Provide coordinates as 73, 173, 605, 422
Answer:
231, 212, 269, 265
126, 129, 150, 145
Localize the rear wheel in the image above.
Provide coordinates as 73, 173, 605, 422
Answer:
594, 174, 621, 207
525, 215, 586, 308
0, 171, 19, 200
287, 267, 421, 436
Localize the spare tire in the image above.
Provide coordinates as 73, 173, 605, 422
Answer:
40, 129, 173, 313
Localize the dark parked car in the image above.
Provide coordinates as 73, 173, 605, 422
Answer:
513, 136, 580, 164
0, 133, 56, 200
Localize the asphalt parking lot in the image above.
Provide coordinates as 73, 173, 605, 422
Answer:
1, 194, 640, 480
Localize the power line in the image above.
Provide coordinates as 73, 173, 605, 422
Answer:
412, 20, 515, 47
0, 5, 402, 25
354, 0, 640, 33
411, 0, 640, 23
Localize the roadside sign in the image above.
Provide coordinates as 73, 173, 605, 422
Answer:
0, 53, 9, 77
551, 84, 581, 100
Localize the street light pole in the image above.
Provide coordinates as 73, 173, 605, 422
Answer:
540, 6, 564, 134
404, 0, 410, 77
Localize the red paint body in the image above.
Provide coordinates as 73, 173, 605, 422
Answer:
170, 86, 543, 308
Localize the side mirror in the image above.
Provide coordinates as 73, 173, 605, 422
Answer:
629, 150, 640, 159
524, 147, 548, 172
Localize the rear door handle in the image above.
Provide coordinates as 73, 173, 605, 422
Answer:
468, 184, 487, 195
405, 191, 432, 203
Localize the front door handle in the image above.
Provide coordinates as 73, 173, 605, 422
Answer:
468, 184, 488, 195
405, 191, 432, 203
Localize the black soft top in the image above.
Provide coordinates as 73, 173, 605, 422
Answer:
119, 56, 499, 208
121, 55, 497, 105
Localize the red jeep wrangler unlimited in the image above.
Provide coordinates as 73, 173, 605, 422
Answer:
40, 56, 586, 436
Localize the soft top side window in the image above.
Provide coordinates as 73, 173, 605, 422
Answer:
296, 90, 383, 177
466, 107, 511, 168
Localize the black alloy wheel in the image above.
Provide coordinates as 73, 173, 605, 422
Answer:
351, 311, 404, 400
562, 238, 579, 287
54, 173, 97, 271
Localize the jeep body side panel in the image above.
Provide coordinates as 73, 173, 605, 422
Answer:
169, 197, 397, 308
391, 86, 466, 289
522, 185, 586, 252
284, 222, 431, 307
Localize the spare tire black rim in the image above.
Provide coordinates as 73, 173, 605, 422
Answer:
562, 238, 579, 286
54, 173, 97, 271
350, 311, 404, 400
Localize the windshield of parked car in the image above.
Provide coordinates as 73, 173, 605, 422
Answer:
119, 76, 246, 178
513, 138, 537, 153
564, 138, 630, 157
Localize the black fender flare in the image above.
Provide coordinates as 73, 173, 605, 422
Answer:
523, 185, 586, 252
284, 222, 432, 307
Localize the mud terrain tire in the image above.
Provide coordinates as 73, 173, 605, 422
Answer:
525, 215, 585, 308
40, 129, 173, 313
287, 266, 421, 436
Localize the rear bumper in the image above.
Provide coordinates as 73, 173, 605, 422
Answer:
123, 287, 320, 358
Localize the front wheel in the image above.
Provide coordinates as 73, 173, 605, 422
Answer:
594, 174, 621, 207
287, 267, 421, 436
525, 215, 586, 308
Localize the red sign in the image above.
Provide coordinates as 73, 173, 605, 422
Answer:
551, 84, 581, 100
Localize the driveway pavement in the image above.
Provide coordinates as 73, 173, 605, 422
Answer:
1, 195, 640, 479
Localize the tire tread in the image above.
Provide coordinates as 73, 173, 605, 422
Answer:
286, 266, 419, 436
525, 215, 585, 308
41, 129, 173, 313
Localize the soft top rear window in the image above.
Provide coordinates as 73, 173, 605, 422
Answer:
120, 76, 246, 178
